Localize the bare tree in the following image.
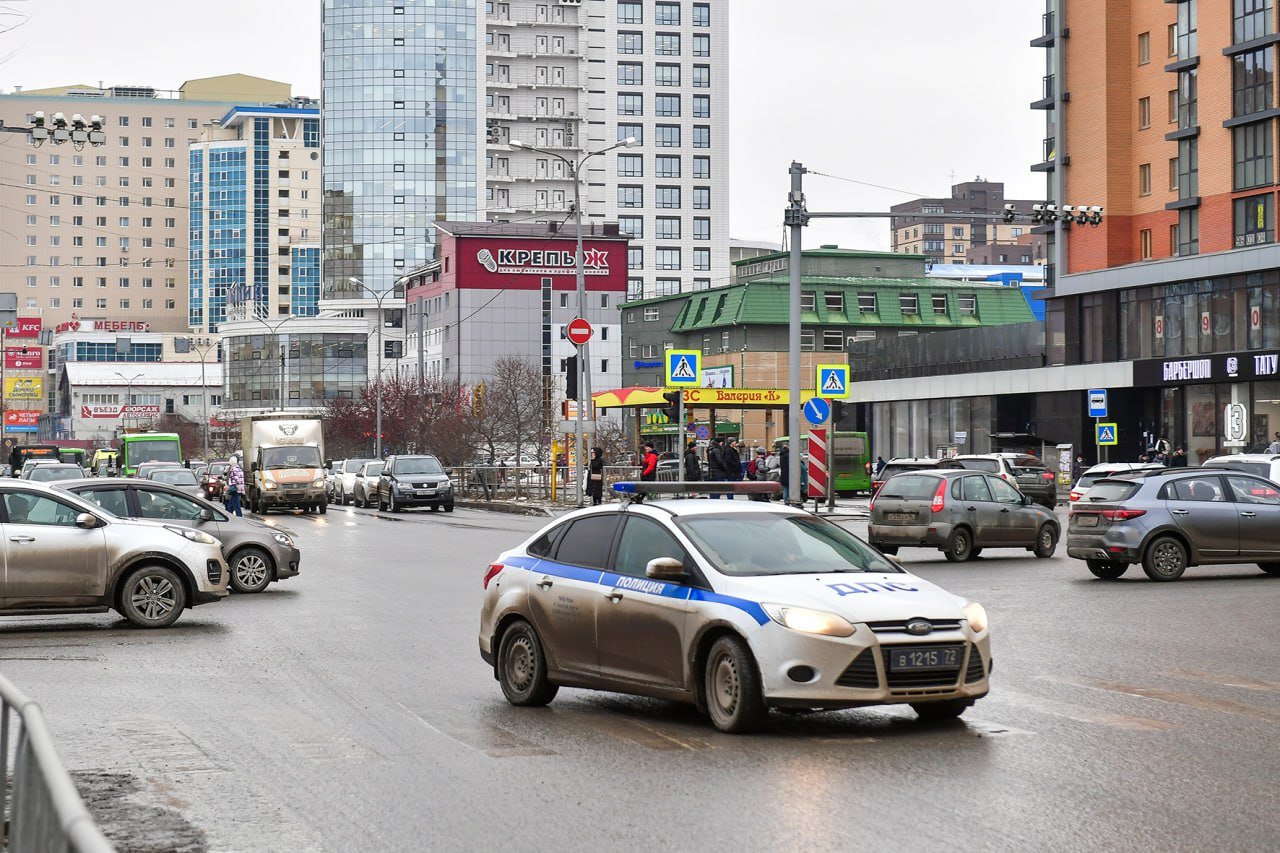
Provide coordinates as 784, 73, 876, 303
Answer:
480, 356, 548, 463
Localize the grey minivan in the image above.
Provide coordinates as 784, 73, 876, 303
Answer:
870, 469, 1059, 561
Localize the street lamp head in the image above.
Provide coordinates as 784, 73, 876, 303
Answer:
622, 136, 638, 148
509, 140, 526, 149
348, 276, 363, 286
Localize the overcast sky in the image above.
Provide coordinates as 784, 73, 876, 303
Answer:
1, 0, 1045, 251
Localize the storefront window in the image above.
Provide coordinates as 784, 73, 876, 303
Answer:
1266, 284, 1280, 349
891, 401, 910, 458
1047, 302, 1066, 365
910, 400, 928, 456
970, 396, 993, 454
1198, 291, 1213, 353
1249, 286, 1264, 349
1186, 383, 1217, 465
1253, 380, 1280, 452
929, 399, 950, 454
1161, 387, 1182, 454
1165, 294, 1185, 356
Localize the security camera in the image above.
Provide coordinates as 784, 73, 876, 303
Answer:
51, 112, 67, 127
31, 110, 45, 125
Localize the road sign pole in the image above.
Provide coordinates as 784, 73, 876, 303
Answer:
575, 344, 584, 507
677, 391, 686, 481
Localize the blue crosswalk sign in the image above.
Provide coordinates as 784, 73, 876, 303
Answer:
815, 363, 851, 400
665, 349, 701, 386
1096, 423, 1118, 446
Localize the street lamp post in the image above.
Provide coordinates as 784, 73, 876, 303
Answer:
348, 276, 407, 459
510, 135, 638, 506
114, 371, 145, 434
184, 337, 219, 459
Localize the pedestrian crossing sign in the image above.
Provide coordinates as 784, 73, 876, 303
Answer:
1096, 422, 1118, 446
816, 364, 851, 400
665, 349, 701, 386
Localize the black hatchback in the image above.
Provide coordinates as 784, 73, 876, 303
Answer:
376, 455, 454, 512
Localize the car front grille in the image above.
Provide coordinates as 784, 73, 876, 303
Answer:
881, 642, 966, 690
835, 648, 879, 688
865, 619, 962, 634
964, 648, 986, 683
207, 560, 223, 585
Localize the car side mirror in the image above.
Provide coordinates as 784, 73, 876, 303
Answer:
75, 512, 99, 530
1023, 494, 1033, 506
198, 508, 214, 522
645, 557, 687, 581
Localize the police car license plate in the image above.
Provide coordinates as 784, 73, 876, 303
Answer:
886, 512, 915, 522
889, 646, 960, 671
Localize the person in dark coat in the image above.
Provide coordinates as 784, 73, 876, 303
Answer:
639, 443, 659, 482
722, 439, 743, 500
779, 443, 791, 503
706, 437, 727, 499
683, 442, 702, 481
586, 447, 605, 505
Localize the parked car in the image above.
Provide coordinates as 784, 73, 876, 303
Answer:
19, 459, 62, 479
331, 458, 375, 506
870, 468, 1059, 561
203, 461, 230, 500
948, 453, 1058, 509
23, 463, 88, 483
0, 480, 228, 628
872, 458, 945, 494
1067, 468, 1280, 581
191, 462, 209, 481
1201, 453, 1280, 483
145, 467, 204, 496
351, 460, 384, 508
61, 478, 300, 595
135, 461, 183, 480
1069, 462, 1166, 502
376, 455, 454, 512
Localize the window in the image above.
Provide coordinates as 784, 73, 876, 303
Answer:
656, 155, 680, 177
800, 330, 815, 351
656, 125, 680, 147
618, 31, 642, 53
656, 32, 680, 55
1233, 48, 1273, 117
693, 34, 710, 56
618, 153, 643, 177
1177, 2, 1197, 60
656, 248, 681, 269
693, 187, 710, 209
656, 217, 681, 239
693, 217, 710, 240
1138, 96, 1151, 129
1234, 120, 1273, 190
619, 185, 643, 208
693, 3, 709, 26
932, 294, 948, 315
693, 156, 711, 178
1138, 31, 1150, 64
1140, 229, 1153, 259
1168, 476, 1226, 502
693, 126, 710, 148
1168, 22, 1178, 57
619, 215, 644, 238
823, 291, 845, 313
692, 95, 710, 118
4, 492, 83, 527
957, 294, 977, 315
137, 490, 211, 522
1178, 138, 1199, 198
1170, 156, 1180, 191
656, 279, 681, 296
656, 64, 680, 86
900, 293, 919, 315
618, 62, 643, 86
629, 247, 644, 269
1235, 0, 1273, 44
693, 248, 710, 270
800, 292, 816, 312
656, 94, 680, 116
655, 2, 679, 25
617, 1, 642, 24
1178, 207, 1200, 256
1139, 163, 1152, 196
818, 330, 843, 352
656, 186, 681, 208
693, 65, 710, 87
618, 123, 642, 144
857, 293, 876, 314
1234, 194, 1274, 247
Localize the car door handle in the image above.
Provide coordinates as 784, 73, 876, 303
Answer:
1000, 508, 1011, 513
1240, 511, 1258, 518
966, 506, 977, 511
8, 535, 33, 542
535, 576, 554, 589
604, 590, 624, 602
1171, 509, 1190, 515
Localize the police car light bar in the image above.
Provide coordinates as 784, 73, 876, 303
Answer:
613, 481, 782, 496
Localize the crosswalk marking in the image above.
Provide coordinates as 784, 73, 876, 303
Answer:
1167, 669, 1280, 695
989, 688, 1175, 731
1048, 676, 1280, 724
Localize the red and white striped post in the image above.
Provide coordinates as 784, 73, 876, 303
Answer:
807, 428, 828, 504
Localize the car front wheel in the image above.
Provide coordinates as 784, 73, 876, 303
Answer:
944, 528, 973, 562
912, 699, 972, 721
1142, 535, 1188, 581
229, 547, 273, 594
498, 620, 558, 707
118, 565, 187, 628
1033, 524, 1057, 558
1087, 559, 1128, 579
389, 491, 400, 513
704, 635, 767, 733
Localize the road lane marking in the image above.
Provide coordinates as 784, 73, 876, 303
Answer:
990, 688, 1176, 731
1167, 669, 1280, 695
396, 704, 556, 758
1048, 676, 1280, 723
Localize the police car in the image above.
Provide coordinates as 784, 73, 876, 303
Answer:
479, 482, 991, 733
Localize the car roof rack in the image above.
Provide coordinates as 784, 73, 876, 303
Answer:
612, 480, 782, 504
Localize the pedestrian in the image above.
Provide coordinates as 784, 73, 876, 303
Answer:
226, 456, 245, 517
706, 437, 728, 499
585, 447, 604, 505
683, 441, 702, 482
874, 455, 886, 476
779, 443, 791, 503
639, 442, 659, 482
1072, 454, 1085, 482
724, 440, 743, 498
1268, 432, 1280, 454
748, 447, 769, 501
1170, 447, 1188, 467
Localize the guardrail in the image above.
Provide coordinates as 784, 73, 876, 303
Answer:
1, 673, 113, 852
446, 465, 643, 503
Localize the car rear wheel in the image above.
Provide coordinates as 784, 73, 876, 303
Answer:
1142, 536, 1188, 581
1259, 562, 1280, 576
497, 620, 558, 707
704, 635, 767, 733
444, 503, 454, 513
911, 699, 972, 721
118, 565, 186, 628
944, 528, 973, 562
229, 547, 273, 594
1033, 524, 1057, 558
1087, 560, 1128, 579
318, 501, 327, 515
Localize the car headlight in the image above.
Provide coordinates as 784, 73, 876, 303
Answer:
442, 481, 453, 491
963, 601, 988, 634
761, 604, 856, 637
164, 525, 219, 546
312, 478, 326, 488
272, 532, 294, 547
263, 481, 279, 490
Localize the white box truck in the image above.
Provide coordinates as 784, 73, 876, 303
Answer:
241, 415, 327, 514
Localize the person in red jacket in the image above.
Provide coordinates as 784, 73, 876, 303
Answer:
640, 443, 659, 481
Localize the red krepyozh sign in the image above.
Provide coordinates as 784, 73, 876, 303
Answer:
6, 318, 41, 339
4, 348, 41, 369
80, 404, 162, 420
453, 235, 628, 291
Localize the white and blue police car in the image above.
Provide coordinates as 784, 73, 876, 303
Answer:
479, 482, 991, 733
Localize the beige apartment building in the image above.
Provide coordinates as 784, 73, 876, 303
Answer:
0, 74, 292, 335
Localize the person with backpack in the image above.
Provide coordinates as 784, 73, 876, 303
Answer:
706, 437, 728, 499
683, 442, 702, 482
747, 447, 769, 501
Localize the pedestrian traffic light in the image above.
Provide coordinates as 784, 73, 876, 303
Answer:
565, 355, 578, 400
662, 390, 681, 422
831, 401, 846, 424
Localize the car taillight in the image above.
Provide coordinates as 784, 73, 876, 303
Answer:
1068, 491, 1081, 502
483, 563, 504, 589
1100, 509, 1146, 521
931, 479, 947, 513
1042, 471, 1055, 480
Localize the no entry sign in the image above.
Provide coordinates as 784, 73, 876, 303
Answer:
566, 317, 593, 346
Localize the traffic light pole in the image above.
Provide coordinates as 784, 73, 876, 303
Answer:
677, 393, 686, 478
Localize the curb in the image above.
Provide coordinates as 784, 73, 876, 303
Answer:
454, 499, 557, 517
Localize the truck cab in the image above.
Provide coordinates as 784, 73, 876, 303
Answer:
242, 416, 327, 514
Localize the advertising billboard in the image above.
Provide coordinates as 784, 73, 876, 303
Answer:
6, 317, 42, 339
454, 236, 629, 292
4, 377, 43, 401
79, 404, 162, 420
4, 347, 42, 370
3, 411, 39, 433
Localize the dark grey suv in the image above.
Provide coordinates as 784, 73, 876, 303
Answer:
376, 455, 454, 512
870, 469, 1059, 561
1067, 468, 1280, 581
948, 454, 1058, 509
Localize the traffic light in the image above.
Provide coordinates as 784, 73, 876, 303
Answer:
565, 355, 578, 400
662, 390, 681, 422
831, 401, 846, 424
472, 382, 485, 417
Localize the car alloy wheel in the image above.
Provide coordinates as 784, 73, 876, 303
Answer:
120, 565, 186, 628
1142, 536, 1188, 581
230, 548, 272, 594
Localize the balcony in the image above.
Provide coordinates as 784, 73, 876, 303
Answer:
1030, 74, 1056, 110
1030, 11, 1056, 47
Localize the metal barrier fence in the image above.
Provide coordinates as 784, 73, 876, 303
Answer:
1, 673, 113, 852
446, 465, 643, 504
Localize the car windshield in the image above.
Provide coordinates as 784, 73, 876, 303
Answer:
29, 467, 85, 482
262, 446, 323, 470
877, 474, 941, 500
208, 463, 229, 476
344, 459, 371, 473
677, 513, 901, 576
127, 440, 181, 464
362, 462, 384, 477
881, 464, 931, 480
1203, 460, 1270, 478
1084, 481, 1141, 502
393, 457, 443, 476
152, 469, 199, 486
955, 459, 999, 473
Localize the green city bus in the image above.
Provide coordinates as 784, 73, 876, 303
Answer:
119, 432, 182, 477
773, 431, 872, 495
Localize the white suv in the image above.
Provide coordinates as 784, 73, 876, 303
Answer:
1201, 454, 1280, 484
331, 458, 375, 505
0, 480, 228, 628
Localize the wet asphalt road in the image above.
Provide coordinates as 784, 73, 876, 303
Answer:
2, 503, 1279, 852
